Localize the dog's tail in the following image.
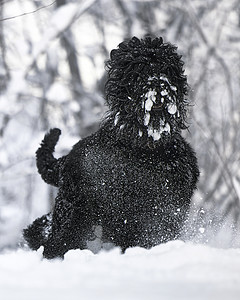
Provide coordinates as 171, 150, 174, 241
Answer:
36, 128, 62, 187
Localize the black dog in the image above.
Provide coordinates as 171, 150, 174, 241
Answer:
23, 36, 199, 259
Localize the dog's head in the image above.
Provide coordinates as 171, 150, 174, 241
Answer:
104, 36, 189, 149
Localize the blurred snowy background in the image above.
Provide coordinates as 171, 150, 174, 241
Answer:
0, 0, 240, 251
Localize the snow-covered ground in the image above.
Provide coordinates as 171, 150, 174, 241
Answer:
1, 241, 240, 300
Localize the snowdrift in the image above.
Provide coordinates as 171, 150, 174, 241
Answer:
0, 241, 240, 300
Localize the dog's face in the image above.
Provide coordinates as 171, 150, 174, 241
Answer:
129, 73, 180, 141
105, 37, 189, 148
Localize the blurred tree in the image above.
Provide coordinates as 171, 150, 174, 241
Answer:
0, 0, 10, 136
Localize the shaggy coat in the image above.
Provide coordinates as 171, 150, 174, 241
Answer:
23, 37, 199, 259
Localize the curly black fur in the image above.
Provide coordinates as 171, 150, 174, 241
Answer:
23, 36, 199, 259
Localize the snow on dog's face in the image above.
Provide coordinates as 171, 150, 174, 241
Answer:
105, 36, 189, 148
139, 74, 178, 141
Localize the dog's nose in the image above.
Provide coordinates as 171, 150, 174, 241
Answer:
151, 96, 165, 111
152, 102, 164, 111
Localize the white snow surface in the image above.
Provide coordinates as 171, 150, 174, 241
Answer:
1, 241, 240, 300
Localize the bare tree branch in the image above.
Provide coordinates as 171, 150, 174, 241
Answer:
25, 0, 98, 76
0, 1, 57, 22
184, 0, 233, 104
194, 119, 240, 211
